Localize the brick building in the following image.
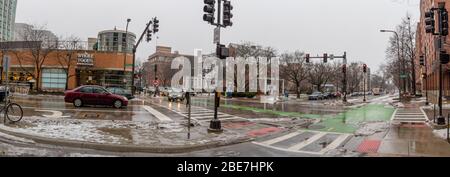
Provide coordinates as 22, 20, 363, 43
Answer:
1, 46, 133, 92
415, 0, 450, 104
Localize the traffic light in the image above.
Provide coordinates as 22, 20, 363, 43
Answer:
146, 29, 152, 42
153, 17, 160, 33
342, 65, 347, 73
440, 51, 450, 64
363, 64, 367, 73
323, 53, 328, 63
203, 0, 216, 24
223, 0, 233, 27
305, 54, 310, 63
217, 44, 229, 59
441, 9, 449, 36
425, 11, 436, 34
419, 56, 425, 66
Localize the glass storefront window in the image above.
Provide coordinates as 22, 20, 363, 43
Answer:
42, 69, 67, 89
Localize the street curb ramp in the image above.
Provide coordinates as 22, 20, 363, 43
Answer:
0, 126, 252, 154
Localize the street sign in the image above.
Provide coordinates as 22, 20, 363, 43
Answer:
3, 55, 10, 73
400, 74, 407, 78
214, 27, 220, 44
153, 80, 160, 86
329, 54, 335, 60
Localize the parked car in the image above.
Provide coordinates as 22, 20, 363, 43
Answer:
332, 92, 342, 98
106, 87, 134, 100
168, 88, 185, 102
64, 85, 129, 109
308, 92, 324, 100
160, 87, 170, 96
323, 92, 332, 99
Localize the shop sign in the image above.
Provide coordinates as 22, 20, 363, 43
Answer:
77, 52, 94, 66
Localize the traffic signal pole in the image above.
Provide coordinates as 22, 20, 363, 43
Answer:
203, 0, 233, 133
438, 2, 447, 125
210, 0, 223, 133
131, 18, 158, 96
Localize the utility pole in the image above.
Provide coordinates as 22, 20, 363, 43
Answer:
124, 19, 131, 89
363, 64, 367, 102
203, 0, 233, 133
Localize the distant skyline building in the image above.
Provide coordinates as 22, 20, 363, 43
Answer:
13, 22, 58, 42
0, 0, 17, 41
97, 28, 136, 53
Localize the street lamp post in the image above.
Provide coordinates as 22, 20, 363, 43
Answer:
380, 29, 402, 102
124, 19, 131, 89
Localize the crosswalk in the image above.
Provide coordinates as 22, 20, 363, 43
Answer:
253, 130, 352, 155
175, 106, 247, 124
392, 108, 428, 124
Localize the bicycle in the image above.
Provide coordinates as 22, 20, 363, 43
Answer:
1, 93, 24, 123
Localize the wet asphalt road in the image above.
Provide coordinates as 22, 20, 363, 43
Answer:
1, 94, 433, 157
0, 94, 352, 157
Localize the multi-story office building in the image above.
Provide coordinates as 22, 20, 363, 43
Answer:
0, 0, 17, 41
97, 28, 136, 53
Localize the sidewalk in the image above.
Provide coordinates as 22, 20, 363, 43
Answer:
0, 116, 252, 153
374, 101, 450, 157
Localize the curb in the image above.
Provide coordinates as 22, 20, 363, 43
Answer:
0, 126, 252, 154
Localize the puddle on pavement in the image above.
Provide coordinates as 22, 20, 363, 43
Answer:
380, 127, 450, 156
314, 104, 395, 133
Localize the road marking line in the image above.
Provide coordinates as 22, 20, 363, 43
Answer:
252, 142, 323, 155
318, 134, 351, 154
287, 132, 326, 151
260, 131, 302, 145
142, 105, 173, 122
35, 110, 70, 118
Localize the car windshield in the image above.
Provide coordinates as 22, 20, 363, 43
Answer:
313, 92, 321, 95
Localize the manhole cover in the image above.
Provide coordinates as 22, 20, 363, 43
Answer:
308, 125, 326, 130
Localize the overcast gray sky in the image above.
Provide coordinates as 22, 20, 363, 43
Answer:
15, 0, 420, 71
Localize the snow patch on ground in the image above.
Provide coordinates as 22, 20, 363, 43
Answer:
433, 129, 450, 140
0, 116, 246, 147
355, 122, 390, 136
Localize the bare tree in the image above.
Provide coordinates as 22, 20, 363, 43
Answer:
382, 14, 416, 94
346, 62, 364, 93
307, 63, 335, 92
280, 51, 308, 98
11, 24, 58, 91
234, 42, 277, 93
56, 36, 83, 90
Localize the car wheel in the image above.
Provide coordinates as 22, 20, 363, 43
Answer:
73, 99, 83, 107
113, 100, 123, 109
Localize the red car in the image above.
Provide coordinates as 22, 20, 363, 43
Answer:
64, 85, 129, 109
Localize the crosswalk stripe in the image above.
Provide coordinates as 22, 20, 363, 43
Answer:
142, 105, 173, 122
287, 132, 327, 151
318, 134, 351, 154
260, 131, 302, 145
192, 116, 235, 120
